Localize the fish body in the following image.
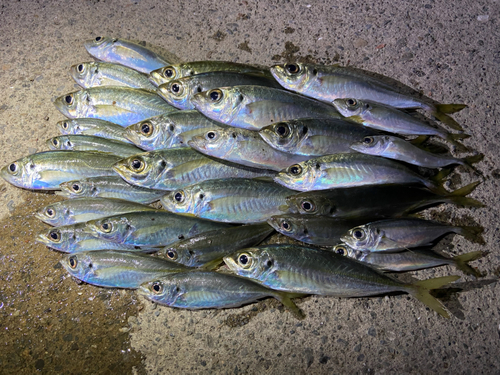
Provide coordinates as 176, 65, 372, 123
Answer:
85, 211, 231, 247
188, 127, 309, 171
84, 36, 171, 74
341, 218, 480, 252
114, 148, 275, 191
61, 250, 190, 288
274, 153, 437, 192
160, 223, 274, 268
191, 85, 341, 131
1, 151, 120, 190
125, 110, 226, 151
47, 135, 143, 158
56, 118, 133, 144
161, 178, 294, 223
149, 61, 270, 87
224, 244, 459, 317
54, 87, 176, 127
157, 71, 280, 110
56, 176, 166, 204
35, 197, 156, 227
259, 118, 374, 156
70, 62, 156, 90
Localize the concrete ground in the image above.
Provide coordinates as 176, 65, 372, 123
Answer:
0, 0, 499, 373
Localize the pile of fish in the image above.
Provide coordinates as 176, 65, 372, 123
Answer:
1, 36, 487, 319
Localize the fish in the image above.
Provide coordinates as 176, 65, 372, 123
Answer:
332, 243, 486, 277
35, 197, 157, 227
148, 61, 270, 87
54, 87, 177, 127
138, 270, 304, 318
333, 99, 469, 149
70, 61, 157, 91
159, 223, 274, 269
61, 250, 191, 288
157, 71, 281, 110
47, 135, 144, 158
85, 211, 231, 247
36, 223, 156, 253
223, 244, 460, 318
258, 118, 375, 156
56, 176, 166, 204
113, 148, 275, 191
350, 135, 482, 169
270, 63, 466, 130
284, 182, 484, 219
268, 214, 360, 246
160, 178, 295, 224
84, 36, 172, 74
56, 118, 134, 144
1, 151, 121, 190
341, 218, 484, 252
125, 110, 227, 151
190, 85, 341, 131
188, 127, 309, 171
273, 153, 448, 192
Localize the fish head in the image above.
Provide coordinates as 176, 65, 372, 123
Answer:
54, 89, 88, 119
270, 63, 316, 92
86, 216, 134, 243
36, 226, 79, 252
125, 118, 165, 150
332, 98, 371, 118
58, 179, 96, 198
285, 195, 337, 216
259, 120, 303, 152
139, 277, 183, 306
61, 252, 96, 283
47, 136, 73, 151
267, 215, 307, 241
341, 224, 378, 251
157, 77, 196, 110
191, 87, 244, 125
56, 119, 79, 135
350, 135, 390, 156
188, 128, 236, 158
273, 161, 316, 191
84, 36, 115, 60
160, 186, 200, 215
35, 202, 72, 226
332, 243, 363, 261
151, 65, 181, 86
162, 246, 193, 267
70, 62, 98, 88
0, 154, 48, 189
113, 153, 166, 186
223, 247, 274, 282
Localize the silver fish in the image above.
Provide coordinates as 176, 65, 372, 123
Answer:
56, 118, 133, 144
54, 87, 176, 127
47, 135, 143, 158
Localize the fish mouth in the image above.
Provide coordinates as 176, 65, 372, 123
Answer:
190, 93, 205, 110
35, 233, 52, 246
270, 65, 286, 81
137, 284, 151, 297
222, 255, 239, 273
34, 211, 49, 223
266, 217, 280, 232
148, 72, 162, 87
124, 128, 142, 146
187, 136, 206, 152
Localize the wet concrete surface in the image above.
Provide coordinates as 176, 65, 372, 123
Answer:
1, 0, 500, 374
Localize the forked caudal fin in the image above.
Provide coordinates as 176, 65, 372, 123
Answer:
432, 104, 467, 132
446, 181, 484, 208
453, 251, 488, 278
409, 275, 460, 318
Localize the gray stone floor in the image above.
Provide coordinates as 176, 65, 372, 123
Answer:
0, 0, 499, 373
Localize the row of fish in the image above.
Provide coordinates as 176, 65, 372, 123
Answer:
1, 36, 487, 320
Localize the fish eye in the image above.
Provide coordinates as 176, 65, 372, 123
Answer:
166, 250, 178, 260
151, 281, 163, 294
49, 230, 61, 242
163, 68, 175, 79
77, 64, 85, 73
363, 136, 374, 145
64, 94, 74, 105
100, 221, 112, 233
168, 124, 175, 132
346, 98, 357, 107
285, 63, 301, 74
52, 138, 59, 147
62, 121, 69, 129
237, 253, 253, 269
352, 227, 366, 241
7, 162, 18, 174
140, 122, 153, 136
335, 245, 347, 256
208, 89, 223, 102
275, 123, 290, 138
206, 131, 217, 140
71, 183, 81, 192
130, 159, 145, 172
170, 82, 182, 95
174, 190, 185, 203
69, 256, 78, 269
288, 164, 302, 176
301, 200, 315, 212
280, 220, 292, 232
46, 208, 55, 217
95, 36, 103, 42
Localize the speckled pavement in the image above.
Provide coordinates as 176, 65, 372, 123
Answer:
0, 1, 499, 374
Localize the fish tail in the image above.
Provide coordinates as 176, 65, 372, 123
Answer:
445, 181, 485, 208
461, 153, 484, 173
273, 291, 306, 320
457, 225, 485, 245
453, 250, 488, 277
445, 133, 471, 152
426, 168, 452, 195
433, 104, 468, 131
409, 275, 460, 318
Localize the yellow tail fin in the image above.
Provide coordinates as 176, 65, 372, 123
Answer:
409, 275, 460, 318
